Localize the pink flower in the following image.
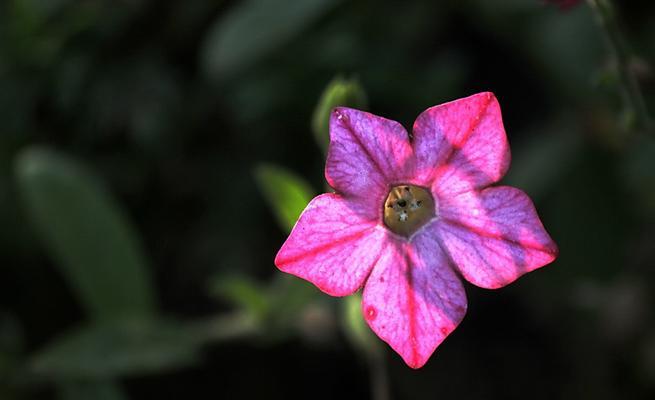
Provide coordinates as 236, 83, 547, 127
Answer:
275, 92, 558, 368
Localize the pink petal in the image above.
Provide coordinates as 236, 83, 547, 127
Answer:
436, 186, 558, 289
326, 107, 415, 212
362, 232, 467, 369
275, 193, 387, 296
412, 92, 510, 197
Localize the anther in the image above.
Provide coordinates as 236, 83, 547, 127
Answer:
383, 184, 436, 237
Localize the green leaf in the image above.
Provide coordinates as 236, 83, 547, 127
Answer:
57, 380, 127, 400
208, 275, 269, 320
254, 163, 314, 233
31, 319, 202, 380
201, 0, 340, 80
311, 76, 368, 153
15, 147, 155, 321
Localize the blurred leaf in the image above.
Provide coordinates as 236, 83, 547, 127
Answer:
193, 312, 259, 343
201, 0, 340, 80
341, 292, 380, 356
207, 273, 321, 341
254, 163, 314, 233
311, 76, 368, 152
208, 275, 269, 320
5, 0, 101, 68
503, 126, 583, 202
15, 147, 155, 321
265, 275, 322, 339
57, 380, 127, 400
31, 319, 201, 380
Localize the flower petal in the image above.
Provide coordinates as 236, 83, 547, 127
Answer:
412, 92, 510, 196
362, 234, 467, 369
436, 186, 558, 289
275, 193, 387, 296
326, 107, 415, 207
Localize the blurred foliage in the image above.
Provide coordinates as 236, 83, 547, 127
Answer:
201, 0, 341, 80
209, 275, 269, 322
503, 120, 584, 202
622, 137, 655, 213
0, 312, 23, 399
0, 0, 654, 399
56, 380, 127, 400
30, 319, 202, 380
209, 273, 323, 342
15, 148, 155, 321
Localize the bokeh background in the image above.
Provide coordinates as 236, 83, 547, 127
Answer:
2, 0, 655, 399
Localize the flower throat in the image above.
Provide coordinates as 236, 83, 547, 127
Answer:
383, 185, 435, 237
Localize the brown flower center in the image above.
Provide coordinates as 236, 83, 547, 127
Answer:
383, 185, 436, 237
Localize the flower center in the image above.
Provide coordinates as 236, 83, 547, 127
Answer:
383, 185, 436, 237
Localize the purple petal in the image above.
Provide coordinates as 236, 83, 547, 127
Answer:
362, 234, 467, 369
436, 186, 558, 289
326, 107, 415, 212
412, 92, 510, 196
275, 193, 387, 296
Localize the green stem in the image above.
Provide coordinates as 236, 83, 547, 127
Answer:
367, 349, 391, 400
587, 0, 653, 134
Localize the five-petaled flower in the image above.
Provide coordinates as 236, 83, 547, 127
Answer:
275, 92, 558, 368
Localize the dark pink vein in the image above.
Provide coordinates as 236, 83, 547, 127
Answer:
342, 119, 388, 181
277, 227, 374, 266
442, 94, 492, 167
441, 217, 555, 254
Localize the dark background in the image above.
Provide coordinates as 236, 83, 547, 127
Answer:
1, 0, 655, 399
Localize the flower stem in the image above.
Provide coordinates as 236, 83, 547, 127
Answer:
586, 0, 653, 134
367, 348, 391, 400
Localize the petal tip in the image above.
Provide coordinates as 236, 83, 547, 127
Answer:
273, 239, 289, 268
330, 106, 358, 125
406, 358, 427, 369
548, 240, 560, 259
475, 90, 495, 100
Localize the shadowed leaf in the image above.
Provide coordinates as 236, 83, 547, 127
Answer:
15, 147, 155, 321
